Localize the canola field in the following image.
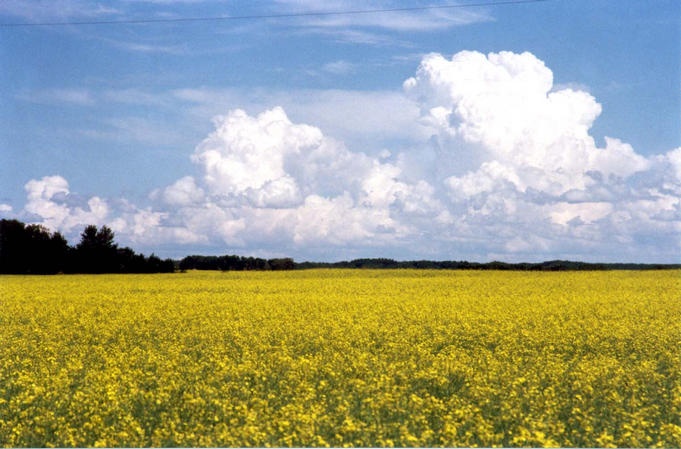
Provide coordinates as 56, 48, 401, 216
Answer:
1, 269, 680, 447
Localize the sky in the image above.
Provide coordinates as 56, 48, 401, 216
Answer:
1, 0, 680, 262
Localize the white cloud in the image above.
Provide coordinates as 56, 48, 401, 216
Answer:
0, 204, 13, 213
405, 52, 605, 186
664, 147, 681, 181
191, 107, 316, 206
81, 116, 187, 145
589, 137, 650, 179
293, 193, 395, 244
361, 162, 439, 215
172, 87, 429, 149
301, 28, 402, 46
549, 202, 614, 226
403, 50, 680, 259
184, 107, 422, 245
18, 88, 95, 106
16, 50, 681, 261
103, 39, 189, 55
406, 50, 659, 196
25, 106, 419, 250
0, 0, 118, 21
101, 88, 170, 106
322, 60, 355, 75
159, 176, 205, 206
120, 0, 219, 4
24, 176, 109, 232
272, 0, 489, 32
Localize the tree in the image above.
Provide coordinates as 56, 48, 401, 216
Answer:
77, 225, 115, 251
0, 219, 28, 273
1, 219, 176, 274
24, 224, 69, 273
0, 220, 70, 273
268, 258, 295, 270
75, 225, 118, 273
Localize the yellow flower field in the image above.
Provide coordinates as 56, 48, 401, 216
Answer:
1, 270, 679, 447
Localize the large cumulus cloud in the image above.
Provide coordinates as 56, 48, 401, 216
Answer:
401, 51, 680, 260
16, 50, 681, 261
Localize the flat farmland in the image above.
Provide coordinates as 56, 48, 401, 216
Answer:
1, 270, 679, 447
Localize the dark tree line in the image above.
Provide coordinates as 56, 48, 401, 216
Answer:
180, 255, 680, 272
0, 219, 174, 274
3, 218, 678, 274
179, 255, 295, 271
295, 258, 681, 271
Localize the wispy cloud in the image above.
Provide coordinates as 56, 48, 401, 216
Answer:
272, 0, 490, 31
169, 86, 430, 147
321, 60, 356, 75
120, 0, 221, 4
101, 88, 171, 106
295, 27, 410, 46
259, 1, 491, 47
102, 38, 189, 55
17, 88, 95, 106
301, 8, 488, 31
0, 0, 119, 22
79, 116, 186, 145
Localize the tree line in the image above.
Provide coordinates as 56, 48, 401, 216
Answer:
2, 218, 679, 274
178, 255, 295, 271
295, 258, 681, 271
179, 256, 680, 271
0, 219, 174, 274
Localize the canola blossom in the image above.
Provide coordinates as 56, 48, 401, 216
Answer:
1, 270, 680, 447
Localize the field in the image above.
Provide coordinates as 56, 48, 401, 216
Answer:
1, 270, 679, 447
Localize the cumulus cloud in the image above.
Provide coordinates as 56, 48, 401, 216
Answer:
403, 51, 653, 194
664, 147, 681, 181
191, 108, 317, 207
293, 193, 397, 244
16, 50, 681, 261
158, 176, 205, 206
402, 50, 680, 258
23, 176, 109, 232
182, 107, 426, 245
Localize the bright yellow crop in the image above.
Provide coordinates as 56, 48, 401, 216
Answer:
1, 270, 679, 447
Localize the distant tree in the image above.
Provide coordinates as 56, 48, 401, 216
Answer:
77, 225, 98, 250
1, 219, 175, 274
160, 258, 176, 273
268, 258, 295, 270
75, 225, 118, 273
0, 220, 70, 273
77, 225, 115, 251
0, 219, 29, 273
23, 224, 69, 273
49, 231, 69, 272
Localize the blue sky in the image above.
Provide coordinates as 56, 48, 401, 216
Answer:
1, 0, 680, 262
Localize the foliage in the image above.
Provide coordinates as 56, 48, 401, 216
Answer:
1, 270, 679, 447
296, 258, 681, 271
0, 219, 174, 274
0, 220, 69, 274
179, 255, 294, 271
